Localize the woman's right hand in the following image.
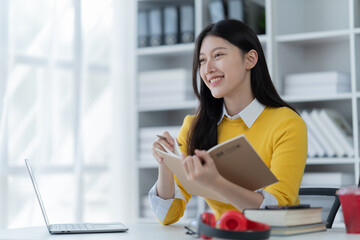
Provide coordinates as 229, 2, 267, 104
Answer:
152, 131, 175, 171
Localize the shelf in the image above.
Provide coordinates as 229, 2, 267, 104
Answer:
276, 30, 350, 44
306, 158, 357, 165
134, 0, 360, 221
137, 100, 198, 112
137, 43, 194, 56
283, 93, 353, 103
137, 35, 267, 56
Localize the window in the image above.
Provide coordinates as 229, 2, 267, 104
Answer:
0, 0, 135, 228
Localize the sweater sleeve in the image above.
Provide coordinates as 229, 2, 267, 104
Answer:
148, 115, 194, 225
148, 179, 187, 223
264, 114, 308, 206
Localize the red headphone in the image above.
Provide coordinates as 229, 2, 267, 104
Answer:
198, 210, 270, 239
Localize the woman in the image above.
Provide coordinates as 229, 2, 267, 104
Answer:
149, 19, 307, 225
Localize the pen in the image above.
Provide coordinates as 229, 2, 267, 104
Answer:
156, 135, 182, 146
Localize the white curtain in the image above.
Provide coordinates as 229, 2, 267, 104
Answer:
0, 0, 135, 228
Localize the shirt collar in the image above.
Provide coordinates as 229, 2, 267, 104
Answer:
217, 98, 266, 128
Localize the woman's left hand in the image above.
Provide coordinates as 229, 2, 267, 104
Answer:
181, 149, 221, 186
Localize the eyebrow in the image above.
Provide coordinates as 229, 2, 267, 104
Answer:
199, 47, 228, 56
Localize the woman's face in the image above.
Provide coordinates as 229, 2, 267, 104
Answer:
199, 35, 251, 100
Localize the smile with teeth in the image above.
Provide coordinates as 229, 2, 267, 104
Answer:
210, 77, 222, 83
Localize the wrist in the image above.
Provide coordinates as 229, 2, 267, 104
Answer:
159, 164, 173, 177
209, 175, 226, 190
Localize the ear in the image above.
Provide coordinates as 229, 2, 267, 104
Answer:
244, 49, 258, 70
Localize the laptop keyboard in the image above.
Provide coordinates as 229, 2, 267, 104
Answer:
51, 223, 95, 231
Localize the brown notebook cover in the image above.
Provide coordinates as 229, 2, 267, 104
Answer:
155, 134, 278, 202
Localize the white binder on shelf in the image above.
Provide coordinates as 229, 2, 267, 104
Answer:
301, 110, 335, 157
307, 134, 317, 157
309, 131, 326, 157
318, 109, 354, 157
310, 109, 345, 157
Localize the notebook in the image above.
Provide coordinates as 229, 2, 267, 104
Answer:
155, 134, 278, 202
25, 159, 128, 234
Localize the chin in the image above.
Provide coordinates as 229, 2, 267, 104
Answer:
210, 92, 224, 99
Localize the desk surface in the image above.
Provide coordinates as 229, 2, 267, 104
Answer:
0, 223, 358, 240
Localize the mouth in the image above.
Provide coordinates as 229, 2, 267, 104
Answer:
208, 76, 224, 86
210, 77, 222, 83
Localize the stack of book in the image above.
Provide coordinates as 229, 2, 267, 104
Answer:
301, 109, 354, 157
243, 207, 326, 236
138, 68, 194, 105
283, 71, 351, 97
138, 126, 181, 163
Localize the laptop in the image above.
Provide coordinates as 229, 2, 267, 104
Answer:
25, 159, 128, 234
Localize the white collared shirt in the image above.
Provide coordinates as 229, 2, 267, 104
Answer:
217, 98, 266, 128
149, 98, 278, 222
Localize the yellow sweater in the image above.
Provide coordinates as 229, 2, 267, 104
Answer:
160, 106, 307, 225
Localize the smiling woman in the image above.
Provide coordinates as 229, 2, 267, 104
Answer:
149, 19, 307, 225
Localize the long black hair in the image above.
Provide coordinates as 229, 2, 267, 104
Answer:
187, 19, 296, 155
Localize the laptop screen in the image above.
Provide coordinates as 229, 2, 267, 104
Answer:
25, 159, 51, 230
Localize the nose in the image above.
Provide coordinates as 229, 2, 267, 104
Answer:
204, 58, 215, 75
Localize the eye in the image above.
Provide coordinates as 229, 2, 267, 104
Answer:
199, 58, 206, 64
214, 53, 224, 58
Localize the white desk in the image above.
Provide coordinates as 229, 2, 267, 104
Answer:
0, 223, 358, 240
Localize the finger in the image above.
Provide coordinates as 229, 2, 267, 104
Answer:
192, 155, 203, 173
152, 148, 163, 163
152, 142, 167, 159
195, 149, 213, 164
154, 137, 173, 153
157, 134, 174, 152
153, 142, 165, 152
162, 131, 175, 145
